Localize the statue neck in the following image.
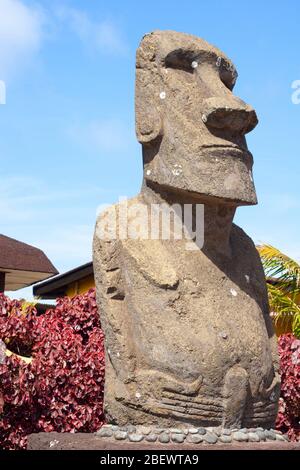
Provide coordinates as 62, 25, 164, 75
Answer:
140, 180, 236, 257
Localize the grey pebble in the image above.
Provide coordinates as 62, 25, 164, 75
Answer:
129, 433, 144, 442
198, 427, 206, 435
219, 435, 232, 443
114, 431, 127, 440
145, 434, 158, 442
248, 432, 260, 442
140, 426, 151, 435
222, 429, 232, 436
171, 433, 185, 443
170, 428, 184, 434
127, 425, 136, 434
186, 434, 203, 444
97, 428, 113, 438
203, 432, 218, 444
232, 431, 248, 442
159, 433, 170, 443
257, 430, 266, 441
264, 430, 276, 441
188, 428, 199, 434
275, 434, 286, 442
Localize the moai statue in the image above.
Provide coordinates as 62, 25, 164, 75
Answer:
93, 31, 280, 431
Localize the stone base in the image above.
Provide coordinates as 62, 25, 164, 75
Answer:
27, 430, 300, 451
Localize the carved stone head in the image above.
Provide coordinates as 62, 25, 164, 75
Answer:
135, 30, 258, 205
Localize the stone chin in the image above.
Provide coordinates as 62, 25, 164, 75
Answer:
144, 147, 258, 206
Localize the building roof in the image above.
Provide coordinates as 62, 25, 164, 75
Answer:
0, 234, 58, 291
33, 262, 93, 299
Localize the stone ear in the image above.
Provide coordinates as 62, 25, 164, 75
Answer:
135, 68, 163, 144
135, 104, 163, 144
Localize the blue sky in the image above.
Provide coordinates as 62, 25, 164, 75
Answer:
0, 0, 300, 299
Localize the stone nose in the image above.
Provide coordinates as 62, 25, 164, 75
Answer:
202, 96, 258, 135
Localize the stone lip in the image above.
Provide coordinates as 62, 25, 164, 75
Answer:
27, 432, 300, 451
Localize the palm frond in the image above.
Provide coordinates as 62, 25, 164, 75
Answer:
257, 244, 300, 287
268, 283, 300, 318
258, 244, 300, 338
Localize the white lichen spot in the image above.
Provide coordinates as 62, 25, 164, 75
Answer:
202, 114, 207, 123
191, 61, 198, 69
215, 158, 219, 162
135, 392, 141, 399
159, 91, 166, 100
116, 352, 120, 358
245, 274, 250, 283
216, 56, 222, 67
172, 163, 182, 176
249, 170, 253, 182
230, 288, 237, 297
146, 169, 151, 176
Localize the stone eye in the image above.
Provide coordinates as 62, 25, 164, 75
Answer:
164, 50, 196, 73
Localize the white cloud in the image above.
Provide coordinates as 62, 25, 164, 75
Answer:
68, 118, 134, 153
55, 6, 128, 55
0, 0, 44, 79
0, 2, 128, 80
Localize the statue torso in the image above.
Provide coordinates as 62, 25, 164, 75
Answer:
94, 199, 279, 427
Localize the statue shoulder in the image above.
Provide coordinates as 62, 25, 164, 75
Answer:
94, 196, 178, 289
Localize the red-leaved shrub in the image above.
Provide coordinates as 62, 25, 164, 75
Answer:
0, 289, 105, 450
1, 289, 299, 448
276, 333, 300, 441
